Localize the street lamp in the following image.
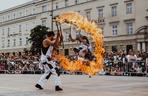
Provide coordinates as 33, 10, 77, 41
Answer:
51, 0, 54, 31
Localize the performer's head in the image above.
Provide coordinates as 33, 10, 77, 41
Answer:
82, 36, 89, 44
47, 31, 55, 40
78, 35, 89, 45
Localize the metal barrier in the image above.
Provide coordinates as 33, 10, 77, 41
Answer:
0, 59, 148, 76
0, 59, 43, 74
0, 70, 44, 74
104, 60, 148, 77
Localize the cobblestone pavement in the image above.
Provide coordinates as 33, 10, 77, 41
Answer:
0, 75, 148, 96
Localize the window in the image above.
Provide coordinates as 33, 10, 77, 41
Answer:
2, 16, 4, 21
2, 29, 4, 35
5, 16, 7, 21
98, 8, 103, 18
7, 27, 10, 37
13, 13, 16, 19
127, 23, 133, 34
13, 26, 16, 34
32, 21, 35, 27
19, 25, 22, 32
19, 38, 22, 46
19, 12, 22, 17
0, 17, 2, 22
42, 19, 46, 26
87, 0, 92, 2
112, 46, 117, 52
101, 26, 104, 34
111, 6, 117, 17
7, 39, 10, 47
42, 5, 47, 12
65, 0, 68, 7
112, 24, 118, 36
55, 2, 59, 9
26, 24, 28, 31
33, 8, 35, 14
2, 39, 5, 48
13, 39, 16, 47
85, 10, 91, 20
8, 15, 10, 20
65, 32, 69, 42
26, 37, 29, 45
126, 3, 133, 14
75, 0, 78, 4
26, 9, 28, 16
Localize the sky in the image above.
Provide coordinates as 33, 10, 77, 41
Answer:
0, 0, 32, 11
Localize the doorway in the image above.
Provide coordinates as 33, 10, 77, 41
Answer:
64, 49, 69, 56
126, 45, 133, 54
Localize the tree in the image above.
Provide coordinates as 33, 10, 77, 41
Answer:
29, 25, 49, 54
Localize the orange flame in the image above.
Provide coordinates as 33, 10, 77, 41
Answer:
55, 12, 104, 75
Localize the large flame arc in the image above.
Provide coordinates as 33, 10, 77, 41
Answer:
55, 12, 104, 75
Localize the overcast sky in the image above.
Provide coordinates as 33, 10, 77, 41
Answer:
0, 0, 32, 11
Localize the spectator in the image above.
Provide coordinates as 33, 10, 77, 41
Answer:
0, 50, 147, 76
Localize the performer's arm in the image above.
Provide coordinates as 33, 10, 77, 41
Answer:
54, 31, 61, 47
43, 29, 62, 47
43, 39, 56, 48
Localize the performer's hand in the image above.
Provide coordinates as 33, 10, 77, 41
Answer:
69, 34, 72, 40
57, 32, 60, 37
69, 34, 75, 42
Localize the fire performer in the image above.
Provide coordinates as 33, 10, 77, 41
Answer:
48, 12, 104, 76
70, 34, 95, 77
35, 31, 63, 91
69, 34, 95, 61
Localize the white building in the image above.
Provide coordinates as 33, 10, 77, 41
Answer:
0, 0, 148, 55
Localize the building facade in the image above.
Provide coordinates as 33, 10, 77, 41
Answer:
0, 0, 148, 55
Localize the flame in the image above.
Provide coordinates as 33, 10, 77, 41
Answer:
55, 12, 104, 75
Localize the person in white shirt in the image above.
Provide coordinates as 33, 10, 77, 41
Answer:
69, 34, 94, 61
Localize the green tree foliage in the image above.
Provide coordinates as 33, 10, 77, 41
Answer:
29, 25, 49, 54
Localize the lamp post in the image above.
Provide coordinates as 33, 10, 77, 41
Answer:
51, 0, 54, 31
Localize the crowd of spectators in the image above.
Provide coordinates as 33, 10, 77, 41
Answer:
104, 50, 148, 76
0, 49, 148, 76
0, 52, 41, 74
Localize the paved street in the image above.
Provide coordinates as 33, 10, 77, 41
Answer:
0, 75, 148, 96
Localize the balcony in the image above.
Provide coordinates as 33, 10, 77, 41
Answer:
8, 33, 21, 37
